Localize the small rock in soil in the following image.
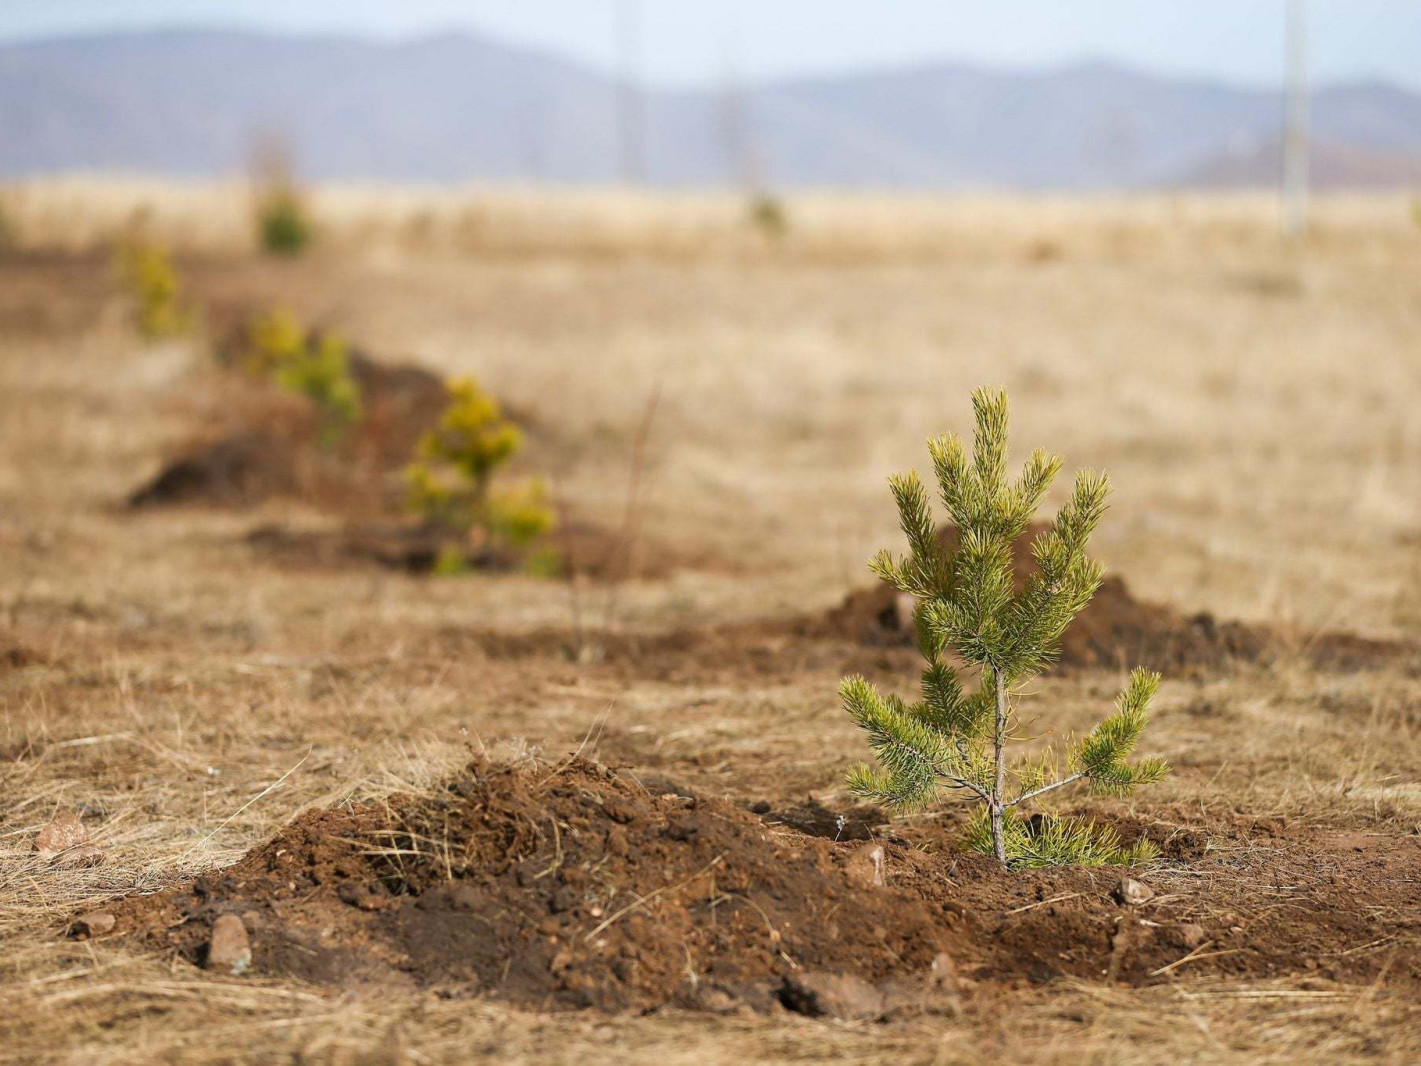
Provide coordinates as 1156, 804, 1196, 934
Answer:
605, 825, 630, 856
777, 971, 888, 1021
844, 843, 887, 887
664, 819, 698, 842
206, 914, 253, 975
33, 811, 88, 857
930, 951, 957, 985
693, 985, 747, 1015
602, 796, 643, 824
1180, 923, 1208, 949
337, 881, 392, 911
1114, 877, 1155, 906
73, 911, 117, 938
881, 952, 963, 1019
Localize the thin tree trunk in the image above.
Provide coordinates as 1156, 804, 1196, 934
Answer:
990, 666, 1008, 865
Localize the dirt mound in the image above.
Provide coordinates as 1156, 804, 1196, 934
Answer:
128, 431, 295, 508
344, 350, 452, 458
1, 644, 42, 672
128, 344, 455, 513
109, 759, 953, 1014
824, 575, 1268, 673
821, 524, 1411, 673
103, 760, 1420, 1015
245, 519, 700, 581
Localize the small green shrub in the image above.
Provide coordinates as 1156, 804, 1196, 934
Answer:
0, 200, 14, 255
841, 387, 1169, 869
116, 240, 189, 340
274, 332, 362, 444
748, 194, 788, 239
245, 308, 361, 443
406, 377, 555, 567
245, 307, 306, 377
433, 543, 472, 577
256, 186, 314, 257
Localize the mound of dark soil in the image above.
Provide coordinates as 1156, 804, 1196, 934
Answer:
344, 351, 452, 462
824, 575, 1270, 673
128, 431, 295, 508
103, 759, 1421, 1016
821, 524, 1411, 674
244, 519, 692, 581
109, 759, 952, 1014
1, 644, 42, 673
128, 343, 455, 513
246, 523, 482, 574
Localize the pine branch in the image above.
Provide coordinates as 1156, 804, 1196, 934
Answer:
941, 774, 993, 805
1008, 771, 1085, 808
969, 387, 1011, 499
1005, 447, 1062, 534
927, 433, 971, 530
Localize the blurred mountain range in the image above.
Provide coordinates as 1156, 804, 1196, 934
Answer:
3, 29, 1420, 189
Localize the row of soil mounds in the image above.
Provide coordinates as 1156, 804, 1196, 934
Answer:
101, 758, 1420, 1016
818, 524, 1414, 675
122, 323, 694, 580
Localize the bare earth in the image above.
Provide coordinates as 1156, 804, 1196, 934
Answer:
1, 182, 1420, 1063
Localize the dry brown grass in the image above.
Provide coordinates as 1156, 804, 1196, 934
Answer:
2, 180, 1420, 1062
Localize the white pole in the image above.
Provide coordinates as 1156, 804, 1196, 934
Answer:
1282, 0, 1309, 236
617, 0, 645, 185
721, 32, 759, 193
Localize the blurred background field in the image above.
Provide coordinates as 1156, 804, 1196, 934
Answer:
3, 4, 1421, 1063
3, 182, 1419, 635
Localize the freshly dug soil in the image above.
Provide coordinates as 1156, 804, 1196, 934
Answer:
109, 759, 951, 1014
820, 525, 1412, 674
127, 343, 456, 513
105, 759, 1421, 1016
125, 332, 718, 579
823, 575, 1270, 673
1, 644, 42, 672
128, 431, 295, 509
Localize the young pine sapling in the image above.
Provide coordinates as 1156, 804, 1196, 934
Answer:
245, 309, 362, 444
406, 377, 555, 572
116, 240, 189, 340
841, 387, 1169, 868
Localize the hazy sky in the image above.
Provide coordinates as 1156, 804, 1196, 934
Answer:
3, 1, 1419, 90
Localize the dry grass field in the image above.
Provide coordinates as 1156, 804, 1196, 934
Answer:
1, 180, 1420, 1063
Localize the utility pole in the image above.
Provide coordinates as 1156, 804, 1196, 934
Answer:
1282, 0, 1309, 237
616, 0, 645, 185
720, 33, 760, 193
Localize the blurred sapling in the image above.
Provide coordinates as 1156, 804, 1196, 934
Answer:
247, 308, 361, 443
257, 185, 314, 257
117, 240, 189, 340
406, 377, 555, 568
